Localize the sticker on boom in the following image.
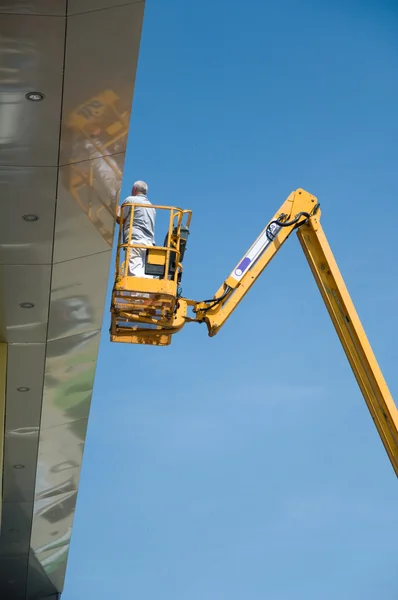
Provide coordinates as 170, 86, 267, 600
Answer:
231, 223, 281, 282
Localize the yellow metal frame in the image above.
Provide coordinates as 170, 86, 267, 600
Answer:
113, 203, 191, 285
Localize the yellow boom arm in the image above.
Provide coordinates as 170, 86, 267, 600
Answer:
190, 189, 398, 476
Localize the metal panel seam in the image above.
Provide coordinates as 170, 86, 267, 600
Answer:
39, 416, 90, 434
59, 150, 125, 169
68, 1, 144, 18
53, 249, 112, 266
0, 13, 65, 17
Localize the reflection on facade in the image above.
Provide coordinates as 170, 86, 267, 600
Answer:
30, 330, 100, 587
66, 89, 129, 245
30, 88, 128, 580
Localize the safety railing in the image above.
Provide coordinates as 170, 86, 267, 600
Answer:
115, 203, 191, 283
110, 203, 192, 346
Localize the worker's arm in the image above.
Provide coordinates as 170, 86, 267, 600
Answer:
116, 202, 131, 225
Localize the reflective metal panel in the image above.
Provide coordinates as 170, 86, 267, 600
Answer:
0, 1, 66, 15
48, 252, 111, 341
5, 343, 45, 432
60, 2, 145, 164
3, 429, 39, 502
54, 154, 125, 263
31, 487, 76, 591
0, 556, 29, 600
0, 345, 6, 505
27, 538, 66, 599
0, 0, 146, 597
1, 501, 32, 555
68, 0, 143, 16
29, 330, 102, 589
30, 417, 88, 590
0, 265, 51, 343
41, 331, 100, 429
26, 549, 59, 599
0, 166, 57, 265
0, 14, 65, 167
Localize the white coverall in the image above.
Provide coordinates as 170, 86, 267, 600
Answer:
122, 194, 156, 277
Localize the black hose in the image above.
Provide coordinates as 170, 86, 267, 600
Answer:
266, 203, 319, 241
197, 286, 232, 312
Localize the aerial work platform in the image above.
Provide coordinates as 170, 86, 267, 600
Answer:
111, 204, 191, 346
110, 189, 398, 477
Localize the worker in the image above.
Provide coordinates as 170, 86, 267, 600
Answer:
116, 180, 156, 277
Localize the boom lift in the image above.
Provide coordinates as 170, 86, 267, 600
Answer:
110, 188, 398, 476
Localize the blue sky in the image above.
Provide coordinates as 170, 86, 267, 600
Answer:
63, 1, 398, 598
